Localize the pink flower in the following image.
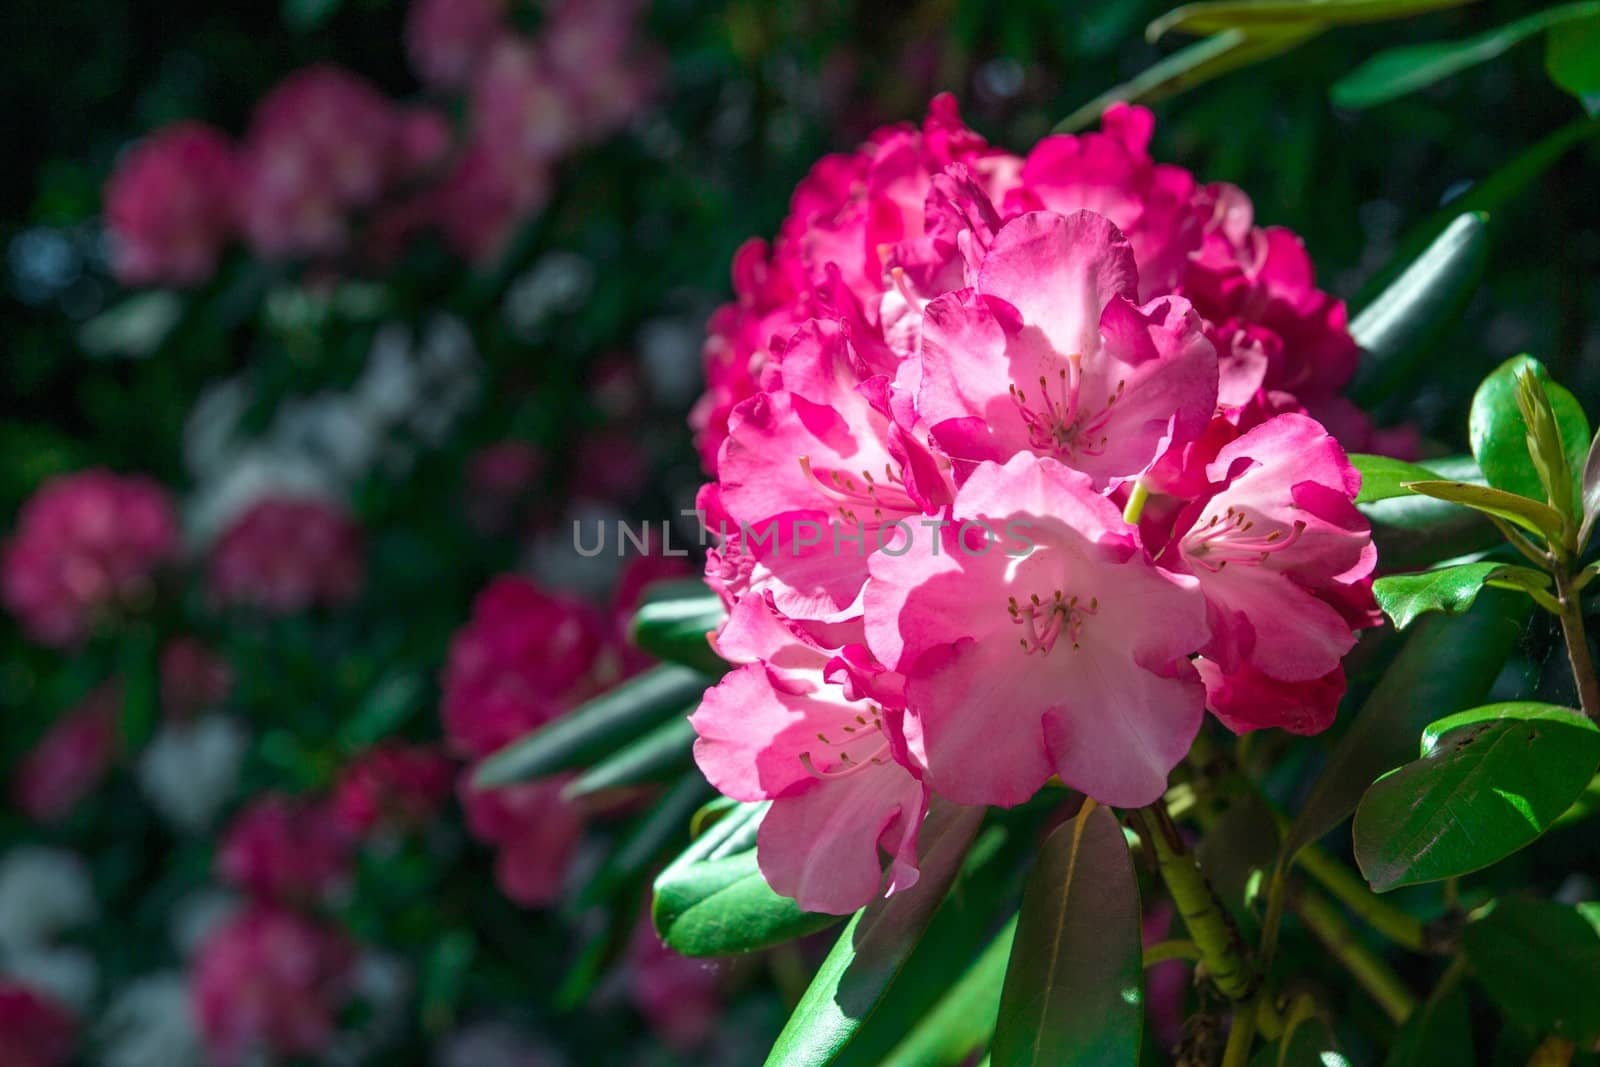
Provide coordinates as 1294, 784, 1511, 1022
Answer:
237, 66, 405, 259
457, 775, 585, 907
441, 576, 610, 759
464, 440, 544, 534
541, 0, 659, 133
208, 496, 365, 614
13, 684, 120, 823
191, 905, 354, 1066
160, 637, 234, 721
430, 140, 551, 264
2, 469, 179, 648
864, 455, 1210, 808
914, 210, 1217, 489
216, 793, 353, 905
693, 596, 929, 914
627, 917, 724, 1050
406, 0, 506, 90
472, 36, 581, 169
1150, 413, 1378, 732
0, 983, 75, 1067
331, 744, 456, 837
103, 122, 239, 287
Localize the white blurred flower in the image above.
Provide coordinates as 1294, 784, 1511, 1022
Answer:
169, 890, 238, 959
0, 847, 95, 955
355, 325, 422, 424
328, 953, 413, 1065
184, 448, 339, 548
99, 973, 203, 1067
527, 500, 630, 600
276, 393, 382, 481
638, 317, 702, 407
183, 378, 251, 481
137, 716, 248, 833
4, 946, 97, 1012
503, 252, 593, 340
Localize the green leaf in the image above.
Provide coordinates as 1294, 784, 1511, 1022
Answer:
1055, 27, 1322, 133
1385, 982, 1475, 1067
1353, 703, 1600, 890
992, 804, 1143, 1067
1149, 0, 1471, 40
472, 664, 710, 787
1548, 12, 1600, 112
763, 802, 986, 1067
879, 915, 1017, 1067
562, 715, 697, 800
1331, 2, 1600, 109
1374, 562, 1549, 629
629, 580, 729, 674
1352, 454, 1463, 504
576, 772, 712, 909
1469, 355, 1590, 516
1348, 213, 1489, 406
1361, 493, 1500, 571
1402, 480, 1566, 541
1462, 897, 1600, 1044
1283, 591, 1529, 859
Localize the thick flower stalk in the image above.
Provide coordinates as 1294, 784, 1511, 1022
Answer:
690, 98, 1381, 916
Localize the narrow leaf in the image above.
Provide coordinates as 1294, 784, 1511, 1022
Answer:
1547, 12, 1600, 112
1348, 213, 1489, 405
1468, 355, 1590, 516
1149, 0, 1471, 40
1055, 27, 1320, 133
763, 802, 986, 1067
1462, 897, 1600, 1044
1283, 591, 1528, 858
879, 916, 1017, 1067
1353, 703, 1600, 890
1361, 494, 1500, 571
629, 579, 729, 674
993, 804, 1143, 1067
562, 715, 697, 800
1331, 2, 1600, 108
473, 664, 710, 787
1402, 480, 1565, 540
1352, 453, 1462, 504
576, 771, 712, 909
1374, 562, 1548, 629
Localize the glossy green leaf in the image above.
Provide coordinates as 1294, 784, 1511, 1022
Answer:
993, 804, 1142, 1067
1348, 213, 1489, 406
1462, 897, 1600, 1044
764, 802, 986, 1067
1283, 591, 1529, 858
1374, 562, 1549, 629
1353, 703, 1600, 890
1056, 27, 1321, 132
1385, 981, 1474, 1067
1361, 493, 1500, 571
472, 664, 710, 787
629, 579, 728, 674
562, 715, 696, 800
1469, 355, 1590, 516
1547, 12, 1600, 112
1352, 454, 1463, 504
879, 915, 1017, 1067
1331, 2, 1600, 108
653, 846, 840, 957
1149, 0, 1469, 40
1401, 480, 1566, 540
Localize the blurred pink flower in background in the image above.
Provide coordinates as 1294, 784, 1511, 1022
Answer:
405, 0, 505, 91
0, 981, 76, 1067
2, 469, 179, 647
626, 918, 724, 1050
103, 122, 239, 287
216, 793, 354, 906
12, 684, 121, 824
457, 776, 585, 907
159, 637, 234, 721
330, 744, 455, 838
208, 496, 365, 614
191, 905, 355, 1065
464, 439, 544, 535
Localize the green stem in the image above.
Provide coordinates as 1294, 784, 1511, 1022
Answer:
1290, 885, 1416, 1024
1136, 804, 1255, 1001
1296, 842, 1427, 952
1555, 568, 1600, 723
1143, 939, 1202, 967
1220, 995, 1261, 1067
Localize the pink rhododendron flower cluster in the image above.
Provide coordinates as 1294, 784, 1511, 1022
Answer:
103, 0, 657, 280
12, 683, 121, 824
690, 98, 1381, 915
329, 743, 456, 837
190, 904, 356, 1065
1, 469, 179, 648
442, 576, 615, 906
207, 496, 366, 614
0, 981, 76, 1067
216, 793, 354, 906
103, 122, 240, 287
159, 636, 234, 720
